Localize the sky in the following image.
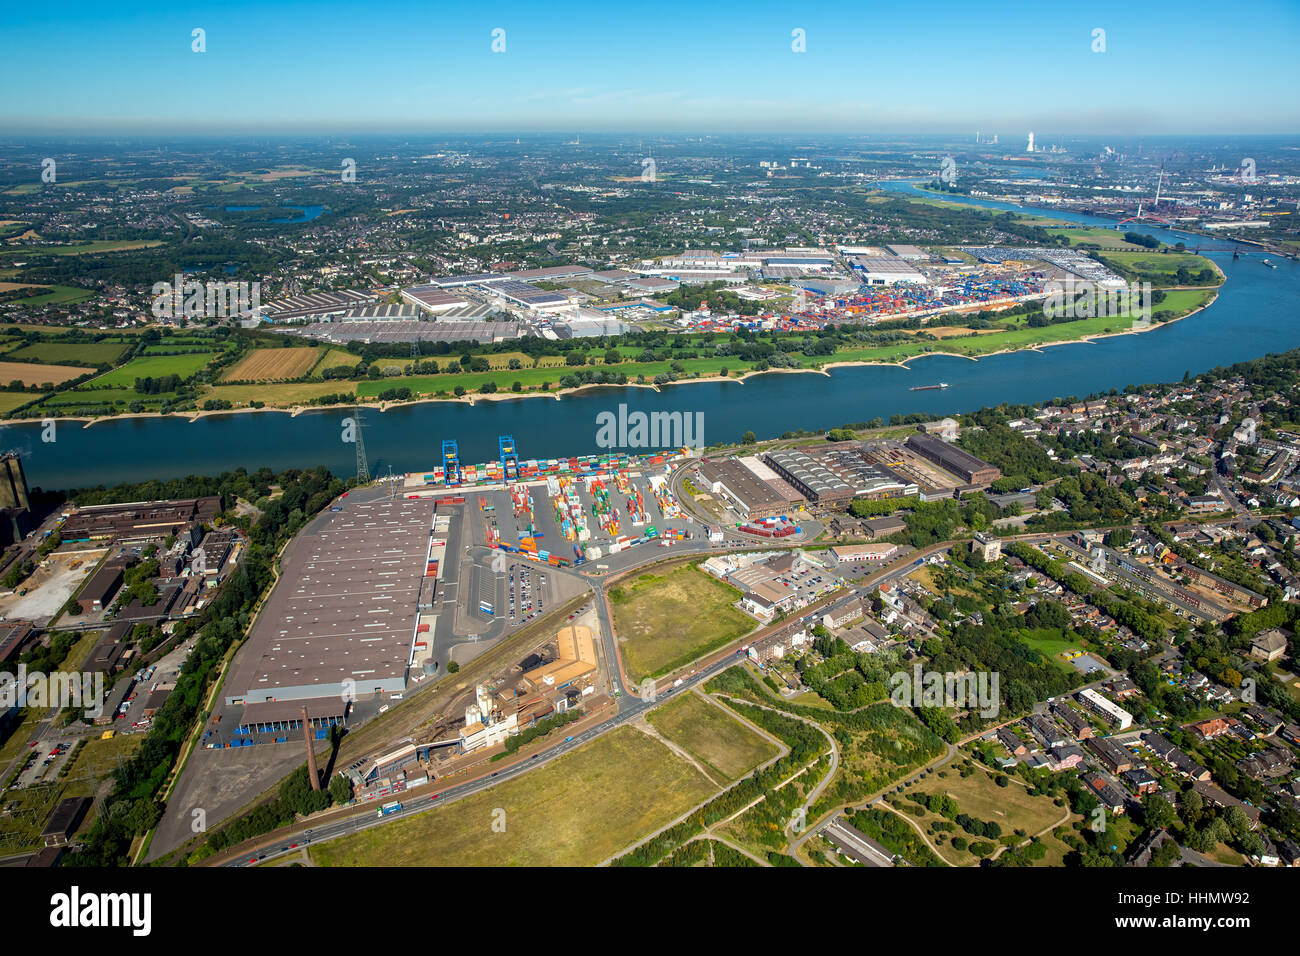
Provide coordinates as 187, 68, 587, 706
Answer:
1, 0, 1297, 136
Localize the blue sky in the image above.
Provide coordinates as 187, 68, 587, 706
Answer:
2, 0, 1297, 134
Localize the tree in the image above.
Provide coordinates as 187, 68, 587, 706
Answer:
741, 431, 756, 445
329, 774, 352, 805
446, 660, 460, 674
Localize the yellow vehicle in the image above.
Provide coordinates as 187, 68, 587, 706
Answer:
100, 730, 116, 740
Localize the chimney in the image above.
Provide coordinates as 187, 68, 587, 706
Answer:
303, 706, 321, 791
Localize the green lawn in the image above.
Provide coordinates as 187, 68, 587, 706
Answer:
87, 352, 216, 387
309, 725, 717, 866
647, 692, 780, 782
610, 562, 756, 682
7, 341, 130, 365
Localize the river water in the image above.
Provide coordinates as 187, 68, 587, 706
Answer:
3, 184, 1296, 491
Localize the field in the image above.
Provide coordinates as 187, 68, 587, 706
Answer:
1100, 250, 1219, 282
0, 285, 95, 306
647, 691, 780, 782
221, 347, 322, 382
1045, 227, 1151, 250
203, 381, 356, 406
609, 562, 755, 682
314, 348, 361, 372
0, 360, 92, 387
5, 341, 130, 366
308, 725, 717, 866
89, 352, 216, 387
0, 391, 38, 414
0, 239, 165, 257
908, 759, 1072, 865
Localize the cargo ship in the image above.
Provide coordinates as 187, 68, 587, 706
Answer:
909, 382, 949, 391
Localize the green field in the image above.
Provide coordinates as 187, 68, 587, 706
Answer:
6, 341, 130, 365
647, 692, 780, 782
0, 391, 39, 414
1045, 227, 1151, 250
0, 285, 96, 306
88, 352, 216, 387
309, 725, 717, 866
1100, 250, 1219, 282
0, 239, 165, 257
610, 562, 755, 682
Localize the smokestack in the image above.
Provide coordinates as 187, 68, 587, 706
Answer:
303, 706, 321, 791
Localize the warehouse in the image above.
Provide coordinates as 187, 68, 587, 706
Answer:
77, 562, 124, 613
904, 433, 1001, 487
260, 289, 375, 322
508, 265, 593, 282
223, 496, 439, 707
695, 458, 794, 518
399, 284, 471, 314
813, 446, 917, 499
849, 256, 928, 286
764, 450, 855, 507
831, 543, 899, 563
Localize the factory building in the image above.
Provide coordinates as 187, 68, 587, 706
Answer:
695, 458, 799, 518
904, 433, 1001, 487
849, 256, 928, 286
400, 284, 471, 314
763, 450, 855, 507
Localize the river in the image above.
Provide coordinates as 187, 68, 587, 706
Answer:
3, 185, 1296, 491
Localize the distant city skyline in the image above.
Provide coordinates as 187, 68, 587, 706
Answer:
1, 0, 1298, 135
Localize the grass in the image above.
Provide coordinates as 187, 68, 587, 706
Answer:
0, 360, 93, 387
0, 285, 94, 306
912, 762, 1068, 865
0, 391, 40, 414
609, 562, 755, 682
313, 348, 361, 373
6, 341, 129, 366
203, 381, 356, 406
0, 239, 165, 257
221, 347, 322, 382
1018, 628, 1087, 674
88, 352, 216, 387
308, 725, 717, 866
647, 692, 779, 782
1099, 250, 1219, 281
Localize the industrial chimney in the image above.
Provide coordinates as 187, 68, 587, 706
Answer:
303, 706, 321, 791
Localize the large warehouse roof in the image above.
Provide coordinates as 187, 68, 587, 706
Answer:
224, 497, 438, 705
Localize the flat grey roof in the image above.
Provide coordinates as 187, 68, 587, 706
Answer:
225, 497, 438, 703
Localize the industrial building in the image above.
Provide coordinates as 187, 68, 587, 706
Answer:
60, 497, 220, 543
521, 624, 598, 691
399, 284, 471, 314
848, 256, 928, 286
830, 543, 899, 563
278, 319, 523, 346
763, 450, 855, 507
695, 458, 799, 518
261, 289, 375, 322
224, 496, 440, 708
904, 433, 1001, 487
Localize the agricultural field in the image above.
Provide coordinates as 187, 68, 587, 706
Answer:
221, 346, 322, 382
89, 352, 216, 387
610, 562, 755, 682
308, 725, 717, 867
647, 691, 780, 783
0, 391, 39, 414
5, 341, 130, 366
0, 360, 93, 387
202, 381, 357, 406
0, 239, 165, 257
314, 348, 361, 373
